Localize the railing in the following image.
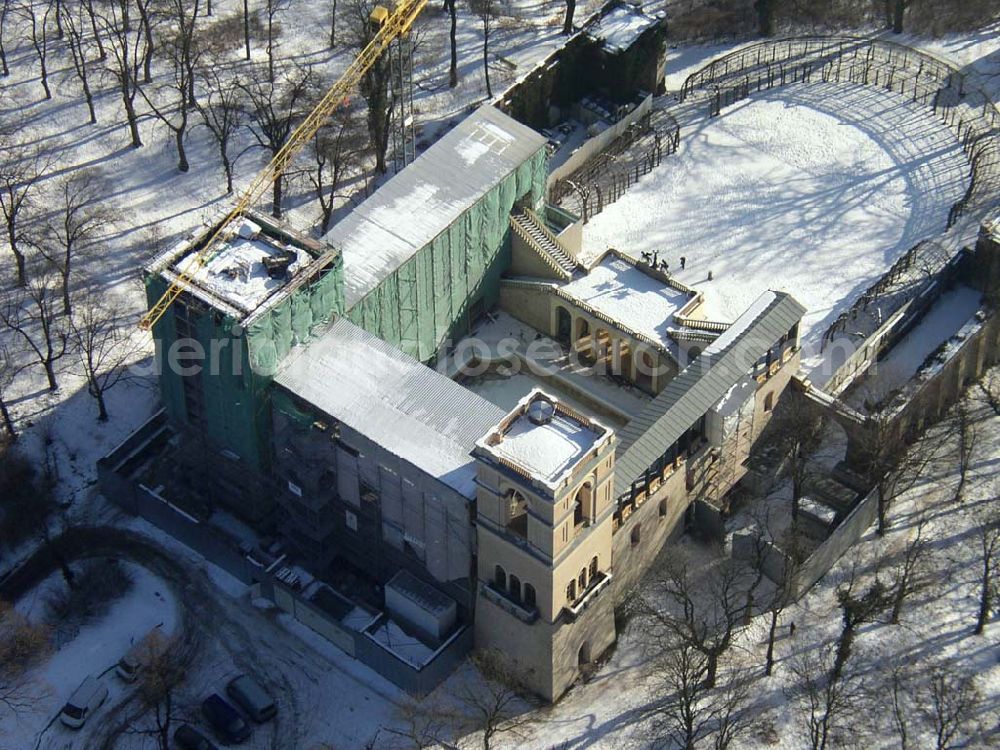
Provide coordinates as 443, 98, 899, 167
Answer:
679, 36, 1000, 230
675, 315, 730, 333
509, 214, 572, 280
525, 207, 576, 268
564, 571, 612, 619
482, 583, 540, 624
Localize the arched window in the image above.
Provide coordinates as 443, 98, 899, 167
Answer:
509, 574, 521, 603
659, 498, 667, 518
764, 391, 775, 412
494, 565, 506, 590
506, 489, 528, 538
567, 580, 577, 603
631, 523, 641, 547
523, 583, 536, 609
589, 556, 598, 580
578, 641, 592, 666
556, 306, 572, 345
578, 568, 587, 591
574, 481, 593, 528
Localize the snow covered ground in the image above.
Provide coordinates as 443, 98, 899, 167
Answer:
2, 7, 1000, 748
579, 80, 971, 385
494, 377, 1000, 749
3, 563, 180, 750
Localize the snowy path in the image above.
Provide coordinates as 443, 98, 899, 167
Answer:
580, 81, 971, 386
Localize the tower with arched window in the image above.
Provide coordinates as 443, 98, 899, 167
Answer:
471, 389, 618, 701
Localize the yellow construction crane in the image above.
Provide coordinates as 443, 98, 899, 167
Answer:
139, 0, 427, 331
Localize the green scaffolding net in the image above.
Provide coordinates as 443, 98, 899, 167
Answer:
347, 147, 548, 362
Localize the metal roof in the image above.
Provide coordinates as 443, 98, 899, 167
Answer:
275, 318, 506, 499
613, 291, 806, 497
323, 105, 547, 309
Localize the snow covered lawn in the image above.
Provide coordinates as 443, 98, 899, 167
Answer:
3, 562, 179, 750
580, 81, 970, 386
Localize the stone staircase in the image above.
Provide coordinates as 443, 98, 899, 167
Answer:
511, 210, 577, 277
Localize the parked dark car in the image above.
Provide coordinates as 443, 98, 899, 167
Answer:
201, 694, 251, 744
226, 674, 276, 723
174, 724, 219, 750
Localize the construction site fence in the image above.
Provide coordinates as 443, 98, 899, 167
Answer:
680, 36, 1000, 230
550, 110, 681, 223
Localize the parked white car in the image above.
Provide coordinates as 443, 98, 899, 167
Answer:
59, 675, 109, 729
116, 624, 168, 682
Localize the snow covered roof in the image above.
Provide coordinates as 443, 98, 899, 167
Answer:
275, 318, 506, 499
560, 253, 695, 352
147, 213, 329, 319
476, 389, 612, 492
587, 4, 661, 54
324, 106, 547, 309
614, 291, 805, 497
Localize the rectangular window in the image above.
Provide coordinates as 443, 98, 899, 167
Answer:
288, 480, 302, 497
345, 509, 358, 531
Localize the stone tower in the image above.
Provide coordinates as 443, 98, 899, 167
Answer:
471, 389, 618, 701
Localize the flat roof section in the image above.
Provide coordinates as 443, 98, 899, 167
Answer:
587, 4, 661, 54
477, 390, 611, 490
173, 219, 309, 314
275, 318, 506, 499
560, 253, 694, 352
324, 106, 548, 309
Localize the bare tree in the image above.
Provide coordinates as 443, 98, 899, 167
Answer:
444, 0, 457, 87
832, 569, 887, 682
787, 644, 864, 750
70, 293, 141, 422
350, 0, 392, 174
0, 0, 14, 76
978, 369, 1000, 416
0, 600, 51, 718
754, 0, 778, 36
99, 0, 150, 148
386, 695, 462, 749
887, 516, 930, 625
134, 0, 157, 83
469, 0, 496, 99
855, 409, 939, 536
42, 169, 113, 316
21, 0, 54, 100
0, 341, 21, 440
922, 666, 981, 750
308, 107, 365, 233
197, 68, 245, 195
972, 499, 999, 635
0, 145, 49, 287
758, 394, 824, 520
83, 0, 106, 60
263, 0, 290, 84
134, 631, 184, 750
242, 0, 251, 59
139, 0, 202, 172
561, 0, 574, 34
950, 397, 981, 504
888, 0, 912, 33
653, 639, 714, 750
886, 664, 913, 750
328, 0, 338, 48
0, 265, 71, 391
644, 554, 752, 689
64, 4, 99, 124
241, 63, 316, 217
452, 651, 531, 750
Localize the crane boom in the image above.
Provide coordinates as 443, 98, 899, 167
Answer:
139, 0, 427, 331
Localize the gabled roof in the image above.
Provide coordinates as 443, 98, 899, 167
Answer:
275, 318, 506, 499
613, 291, 806, 497
323, 105, 547, 309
